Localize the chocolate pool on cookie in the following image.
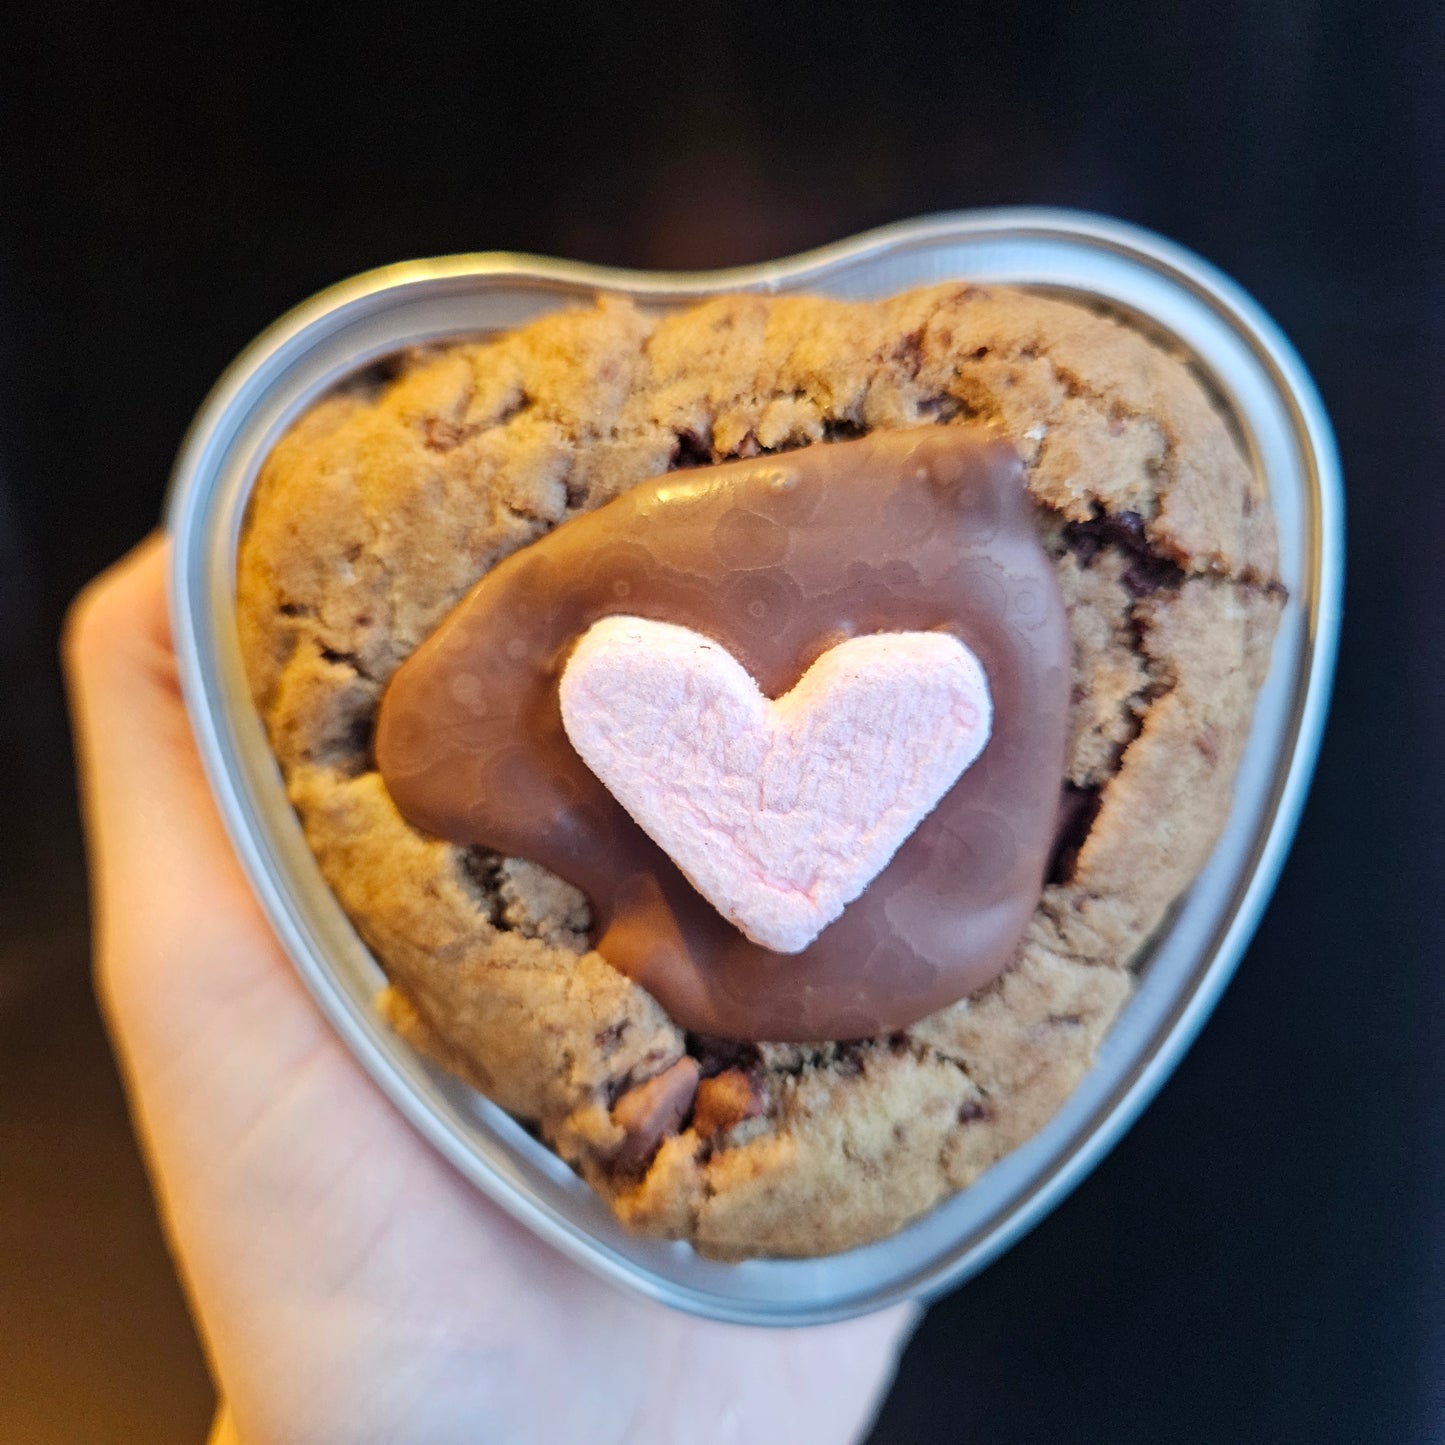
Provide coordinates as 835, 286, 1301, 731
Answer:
376, 429, 1070, 1041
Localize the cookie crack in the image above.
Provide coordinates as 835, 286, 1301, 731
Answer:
896, 1033, 994, 1107
1044, 501, 1188, 879
456, 847, 502, 919
1061, 505, 1185, 600
1060, 641, 1180, 884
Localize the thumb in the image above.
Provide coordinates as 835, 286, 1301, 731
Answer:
63, 534, 337, 1146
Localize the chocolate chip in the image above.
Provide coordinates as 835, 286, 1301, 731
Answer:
1121, 555, 1177, 597
891, 329, 925, 377
693, 1069, 768, 1140
1065, 527, 1104, 566
609, 1057, 700, 1174
685, 1033, 762, 1078
820, 417, 867, 443
352, 352, 407, 390
458, 849, 500, 907
669, 428, 714, 470
338, 714, 374, 768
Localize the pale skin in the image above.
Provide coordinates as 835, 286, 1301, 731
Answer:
64, 537, 918, 1445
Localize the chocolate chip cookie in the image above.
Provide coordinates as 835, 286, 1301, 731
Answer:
236, 284, 1283, 1258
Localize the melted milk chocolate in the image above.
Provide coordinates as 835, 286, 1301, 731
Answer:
376, 429, 1069, 1041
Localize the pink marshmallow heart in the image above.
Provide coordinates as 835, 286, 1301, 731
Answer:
558, 616, 993, 953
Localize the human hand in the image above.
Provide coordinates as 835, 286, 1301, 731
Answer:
64, 537, 917, 1445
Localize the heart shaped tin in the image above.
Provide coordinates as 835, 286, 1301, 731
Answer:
166, 209, 1341, 1325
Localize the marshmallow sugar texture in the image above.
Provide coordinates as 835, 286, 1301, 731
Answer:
559, 616, 993, 954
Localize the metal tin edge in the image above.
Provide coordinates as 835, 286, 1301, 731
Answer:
165, 208, 1343, 1325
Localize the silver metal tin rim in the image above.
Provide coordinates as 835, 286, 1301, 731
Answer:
166, 208, 1342, 1326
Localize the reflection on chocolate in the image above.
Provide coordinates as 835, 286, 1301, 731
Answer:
376, 429, 1070, 1042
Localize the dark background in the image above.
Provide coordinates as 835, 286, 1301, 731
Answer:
1, 2, 1440, 1441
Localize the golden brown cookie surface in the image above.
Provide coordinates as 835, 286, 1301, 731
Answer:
238, 284, 1282, 1258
